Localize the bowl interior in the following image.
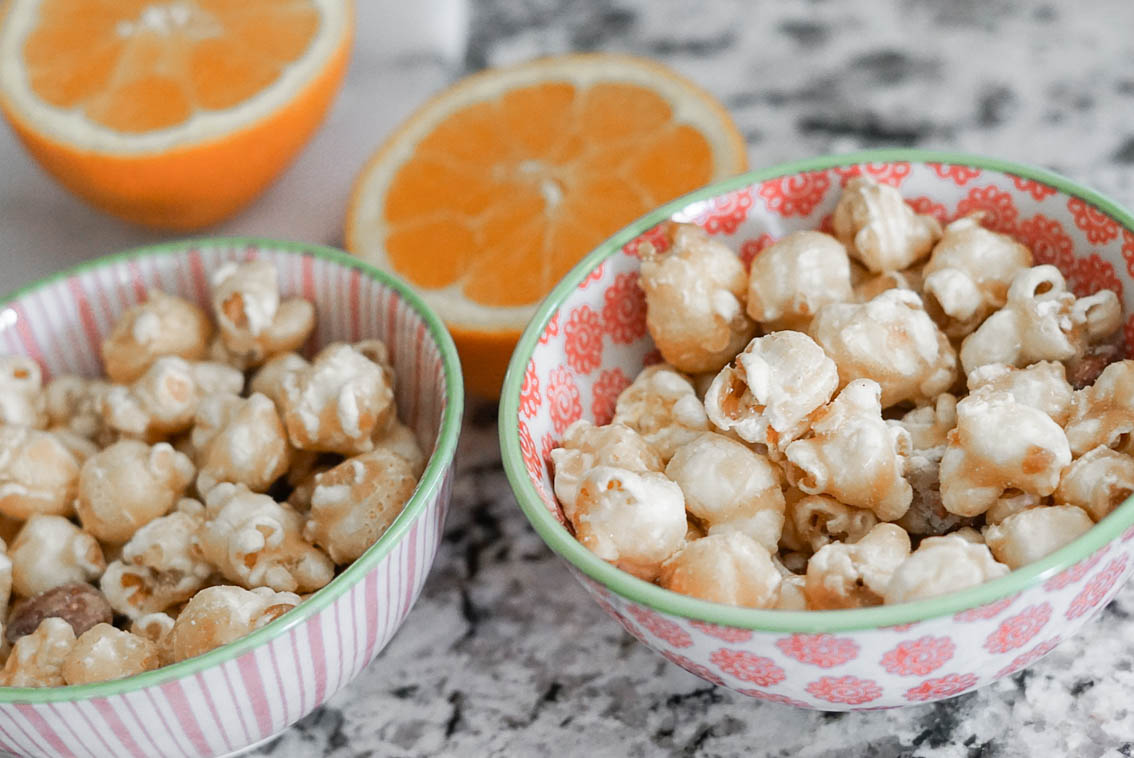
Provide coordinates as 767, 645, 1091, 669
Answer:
0, 238, 463, 701
501, 149, 1134, 632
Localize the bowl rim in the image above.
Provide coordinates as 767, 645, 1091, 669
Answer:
0, 237, 464, 703
500, 147, 1134, 633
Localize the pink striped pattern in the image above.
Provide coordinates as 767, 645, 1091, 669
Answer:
0, 242, 457, 757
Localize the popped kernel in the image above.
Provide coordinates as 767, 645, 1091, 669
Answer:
704, 331, 838, 453
44, 375, 109, 442
804, 523, 911, 609
0, 355, 46, 428
1063, 360, 1134, 457
0, 426, 81, 519
746, 231, 853, 331
921, 214, 1033, 337
984, 491, 1045, 525
784, 379, 913, 521
809, 288, 957, 408
61, 624, 159, 685
611, 365, 710, 461
784, 493, 878, 555
194, 393, 291, 494
0, 617, 75, 687
304, 449, 418, 564
852, 267, 922, 303
211, 261, 316, 367
76, 440, 195, 544
966, 361, 1074, 425
897, 393, 957, 450
249, 352, 310, 406
550, 420, 663, 521
165, 585, 299, 663
982, 505, 1094, 569
197, 483, 333, 593
832, 176, 942, 273
639, 223, 756, 373
101, 291, 212, 383
373, 419, 426, 478
571, 466, 686, 581
130, 612, 175, 651
1054, 446, 1134, 521
884, 535, 1010, 604
665, 433, 785, 552
659, 532, 781, 608
10, 515, 105, 598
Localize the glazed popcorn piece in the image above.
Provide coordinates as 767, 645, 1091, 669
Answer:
832, 176, 942, 273
194, 393, 291, 494
659, 532, 781, 608
639, 223, 756, 373
1063, 360, 1134, 457
249, 352, 310, 406
61, 623, 160, 685
966, 361, 1075, 425
130, 611, 175, 653
76, 440, 195, 544
0, 617, 75, 687
665, 433, 785, 552
0, 355, 46, 428
982, 505, 1094, 569
280, 343, 395, 455
101, 291, 212, 384
211, 261, 316, 367
959, 265, 1122, 375
809, 288, 957, 408
1054, 446, 1134, 521
10, 515, 105, 598
745, 231, 853, 331
704, 331, 838, 453
921, 214, 1033, 337
984, 491, 1045, 525
897, 393, 957, 450
884, 535, 1010, 604
166, 585, 300, 663
939, 389, 1070, 517
611, 365, 710, 461
304, 448, 419, 564
852, 267, 922, 303
895, 396, 965, 538
550, 420, 663, 520
774, 567, 808, 610
0, 426, 81, 519
44, 375, 109, 442
783, 493, 878, 555
804, 523, 911, 610
101, 500, 213, 619
372, 419, 426, 477
571, 466, 686, 581
198, 483, 333, 593
784, 380, 913, 521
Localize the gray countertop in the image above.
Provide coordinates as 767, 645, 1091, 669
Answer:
4, 1, 1134, 756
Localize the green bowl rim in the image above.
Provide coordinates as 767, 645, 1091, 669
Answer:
499, 147, 1134, 634
0, 237, 465, 703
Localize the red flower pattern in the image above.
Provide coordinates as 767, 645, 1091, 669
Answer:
1010, 176, 1057, 202
563, 305, 603, 374
519, 422, 542, 483
905, 196, 949, 225
690, 621, 754, 643
880, 636, 956, 676
736, 689, 810, 708
710, 649, 786, 686
1044, 546, 1109, 591
954, 595, 1016, 622
1068, 254, 1124, 299
591, 367, 631, 425
833, 162, 911, 187
994, 637, 1062, 679
690, 188, 754, 234
546, 366, 582, 434
739, 234, 776, 270
1014, 214, 1075, 275
601, 273, 647, 344
627, 605, 693, 648
582, 262, 605, 287
621, 224, 671, 258
1066, 555, 1130, 620
539, 312, 559, 345
540, 433, 556, 465
930, 163, 981, 185
775, 634, 859, 668
984, 603, 1052, 653
904, 673, 979, 702
805, 676, 882, 705
758, 171, 832, 217
955, 185, 1019, 235
662, 651, 726, 686
1068, 197, 1119, 244
1123, 229, 1134, 279
519, 362, 541, 418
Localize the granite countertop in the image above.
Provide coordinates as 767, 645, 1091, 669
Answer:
3, 1, 1134, 756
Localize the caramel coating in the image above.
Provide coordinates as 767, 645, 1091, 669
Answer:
832, 177, 942, 273
194, 393, 291, 494
0, 426, 81, 519
101, 291, 212, 384
249, 352, 310, 407
804, 523, 911, 609
983, 505, 1094, 569
1063, 360, 1134, 457
885, 535, 1010, 604
784, 493, 878, 555
61, 624, 159, 685
966, 361, 1074, 426
659, 533, 781, 608
10, 515, 105, 598
211, 261, 316, 367
165, 585, 299, 663
1054, 446, 1134, 522
0, 355, 46, 428
0, 617, 75, 687
746, 231, 853, 330
611, 365, 710, 461
550, 420, 663, 520
44, 375, 109, 442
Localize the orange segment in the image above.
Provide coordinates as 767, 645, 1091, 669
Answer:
0, 0, 352, 228
347, 54, 748, 397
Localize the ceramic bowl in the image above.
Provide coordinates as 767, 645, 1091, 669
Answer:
500, 149, 1134, 710
0, 239, 463, 756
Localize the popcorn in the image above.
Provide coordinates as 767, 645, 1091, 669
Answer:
372, 419, 425, 477
194, 393, 291, 494
884, 535, 1010, 604
1063, 360, 1134, 457
784, 380, 913, 521
0, 426, 81, 519
61, 624, 159, 685
897, 393, 957, 450
809, 288, 957, 408
1054, 446, 1134, 521
804, 523, 911, 609
783, 493, 878, 555
0, 355, 46, 428
611, 365, 710, 461
165, 585, 299, 663
984, 491, 1045, 525
44, 375, 109, 442
966, 361, 1074, 425
746, 231, 853, 330
704, 331, 838, 453
0, 617, 75, 687
832, 176, 942, 273
659, 532, 781, 608
10, 515, 105, 598
101, 291, 212, 383
982, 505, 1094, 569
639, 223, 756, 373
211, 261, 316, 367
550, 420, 663, 521
249, 352, 310, 406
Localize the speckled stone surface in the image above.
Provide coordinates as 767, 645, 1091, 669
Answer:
4, 1, 1134, 756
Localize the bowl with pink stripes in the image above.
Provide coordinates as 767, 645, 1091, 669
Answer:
0, 238, 463, 757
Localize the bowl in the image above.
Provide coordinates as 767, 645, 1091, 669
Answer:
0, 239, 463, 756
500, 148, 1134, 710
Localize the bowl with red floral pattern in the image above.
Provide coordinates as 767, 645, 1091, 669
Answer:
498, 149, 1134, 710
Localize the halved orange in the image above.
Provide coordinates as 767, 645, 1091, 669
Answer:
346, 53, 748, 397
0, 0, 353, 229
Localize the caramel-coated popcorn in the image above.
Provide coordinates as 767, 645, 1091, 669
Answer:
1054, 446, 1134, 521
101, 291, 212, 384
194, 392, 291, 494
0, 355, 46, 428
0, 426, 81, 520
966, 361, 1074, 425
982, 505, 1094, 569
0, 617, 75, 687
10, 515, 105, 598
832, 177, 942, 273
166, 585, 299, 663
884, 535, 1010, 604
611, 365, 710, 461
211, 261, 316, 367
61, 623, 159, 685
804, 523, 910, 609
659, 532, 781, 608
783, 493, 878, 555
746, 231, 853, 331
550, 420, 663, 520
1063, 360, 1134, 457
